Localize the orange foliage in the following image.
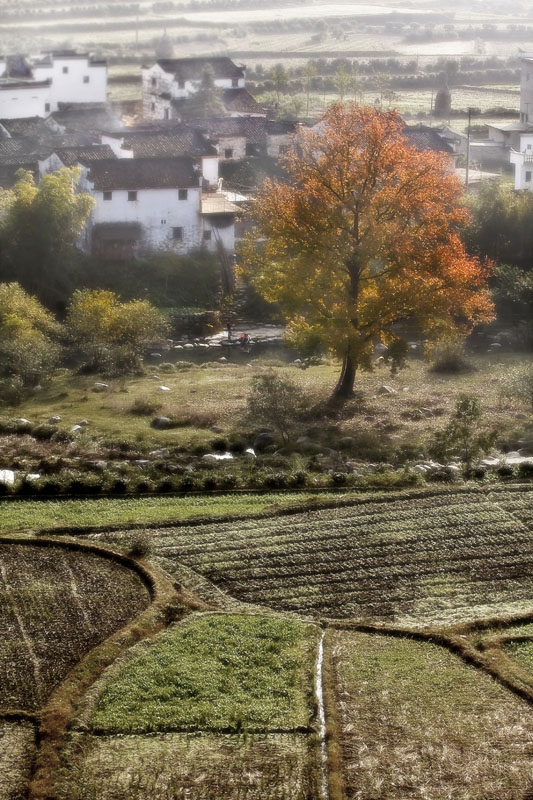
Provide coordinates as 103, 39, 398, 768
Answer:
243, 104, 494, 400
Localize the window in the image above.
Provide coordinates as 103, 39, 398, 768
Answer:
172, 227, 183, 240
224, 148, 233, 159
526, 171, 532, 182
164, 108, 170, 119
178, 188, 188, 200
528, 144, 532, 150
178, 79, 185, 89
151, 77, 156, 87
161, 219, 166, 224
151, 102, 155, 112
103, 191, 112, 201
232, 77, 239, 87
44, 103, 50, 112
128, 191, 137, 201
203, 230, 212, 241
62, 66, 69, 74
83, 75, 89, 84
245, 143, 257, 156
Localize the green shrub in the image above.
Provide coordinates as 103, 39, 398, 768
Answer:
127, 531, 152, 558
427, 339, 475, 375
32, 423, 57, 440
130, 397, 162, 416
247, 373, 306, 445
497, 464, 514, 478
518, 461, 533, 479
331, 471, 348, 486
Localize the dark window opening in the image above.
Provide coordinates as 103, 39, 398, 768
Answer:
83, 76, 89, 83
178, 188, 188, 200
224, 148, 233, 158
173, 227, 183, 240
128, 191, 137, 201
232, 77, 239, 87
203, 230, 212, 241
62, 66, 69, 74
103, 191, 112, 200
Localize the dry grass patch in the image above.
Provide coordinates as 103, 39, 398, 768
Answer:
328, 629, 533, 800
56, 731, 316, 800
0, 720, 36, 800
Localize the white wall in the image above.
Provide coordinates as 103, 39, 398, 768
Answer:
90, 185, 205, 252
41, 56, 106, 110
0, 84, 51, 118
520, 56, 533, 124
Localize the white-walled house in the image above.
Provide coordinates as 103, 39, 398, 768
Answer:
510, 132, 533, 190
85, 157, 237, 260
0, 51, 106, 119
142, 57, 262, 120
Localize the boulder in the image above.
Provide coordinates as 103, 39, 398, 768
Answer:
47, 416, 61, 424
150, 352, 162, 359
149, 448, 170, 458
77, 419, 89, 427
151, 416, 172, 430
92, 382, 109, 393
253, 432, 276, 452
158, 385, 171, 392
0, 469, 15, 485
378, 385, 397, 396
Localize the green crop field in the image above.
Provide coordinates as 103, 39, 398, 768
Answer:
0, 720, 36, 800
89, 614, 319, 734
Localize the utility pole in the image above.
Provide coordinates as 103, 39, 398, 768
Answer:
465, 107, 472, 190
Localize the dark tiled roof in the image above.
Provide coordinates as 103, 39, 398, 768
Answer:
157, 57, 244, 81
222, 88, 260, 114
88, 156, 199, 190
0, 116, 53, 138
54, 145, 116, 166
51, 104, 120, 133
1, 54, 33, 79
403, 125, 454, 155
189, 116, 266, 144
0, 162, 37, 187
109, 128, 217, 158
0, 79, 51, 90
0, 138, 45, 163
266, 119, 300, 135
220, 156, 288, 192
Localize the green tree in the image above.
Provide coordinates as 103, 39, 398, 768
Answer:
269, 63, 289, 103
334, 64, 352, 102
66, 289, 168, 375
0, 282, 62, 403
0, 168, 94, 309
246, 372, 305, 444
304, 60, 317, 116
181, 65, 226, 119
429, 393, 496, 469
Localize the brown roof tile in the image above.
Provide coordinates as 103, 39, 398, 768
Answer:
88, 156, 199, 190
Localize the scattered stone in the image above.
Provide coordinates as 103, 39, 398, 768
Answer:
151, 417, 172, 430
15, 418, 31, 425
92, 382, 109, 393
375, 343, 388, 353
151, 375, 160, 380
149, 448, 170, 458
150, 352, 162, 359
202, 452, 234, 461
158, 386, 171, 392
70, 425, 82, 433
77, 420, 89, 427
244, 447, 256, 457
420, 408, 433, 417
47, 416, 61, 424
218, 356, 227, 362
378, 385, 397, 396
135, 459, 150, 467
174, 345, 184, 350
0, 469, 15, 485
184, 343, 194, 349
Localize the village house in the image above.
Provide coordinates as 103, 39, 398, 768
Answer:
142, 57, 262, 120
0, 51, 107, 119
81, 157, 238, 261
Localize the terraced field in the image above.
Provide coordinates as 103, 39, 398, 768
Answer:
98, 488, 533, 627
3, 485, 533, 799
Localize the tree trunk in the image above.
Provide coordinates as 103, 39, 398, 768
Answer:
330, 350, 357, 404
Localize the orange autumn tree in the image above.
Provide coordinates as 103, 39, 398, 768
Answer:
242, 104, 494, 403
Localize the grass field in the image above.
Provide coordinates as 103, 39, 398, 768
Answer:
0, 492, 345, 533
328, 630, 533, 799
89, 614, 319, 734
96, 488, 533, 626
0, 541, 149, 711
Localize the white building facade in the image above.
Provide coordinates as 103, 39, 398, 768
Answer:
0, 51, 106, 119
